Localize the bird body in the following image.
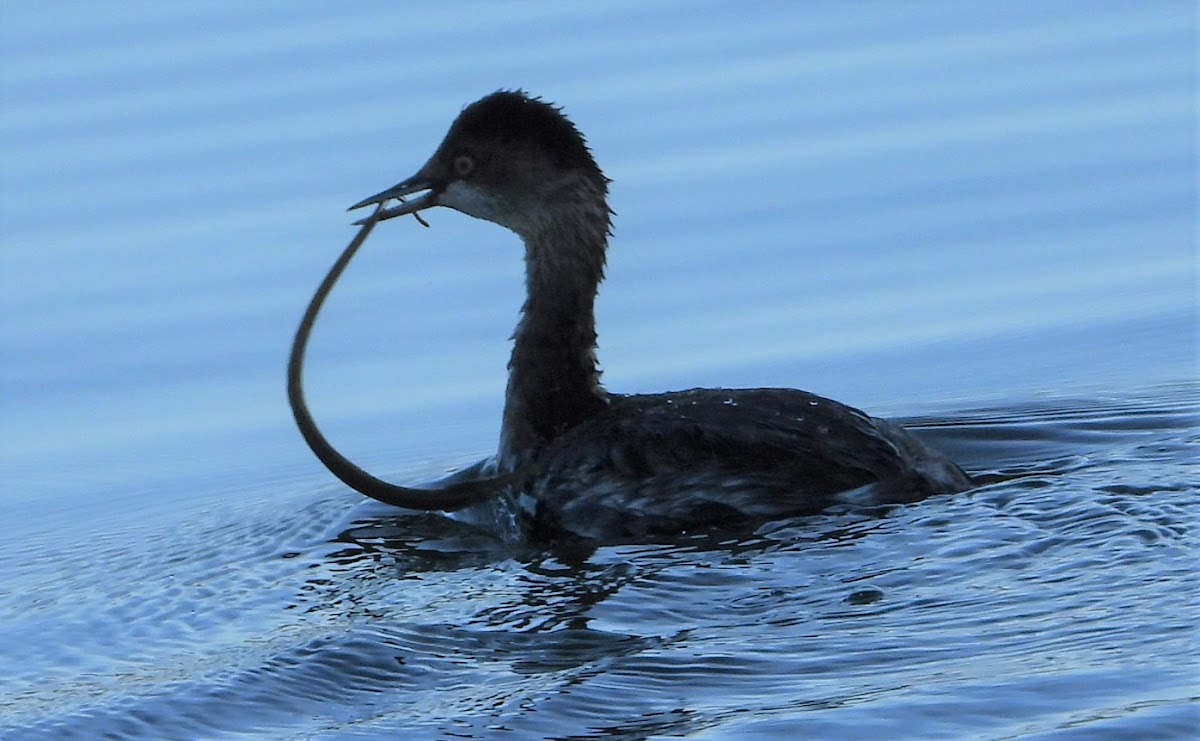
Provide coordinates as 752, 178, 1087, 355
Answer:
292, 89, 972, 541
522, 388, 969, 539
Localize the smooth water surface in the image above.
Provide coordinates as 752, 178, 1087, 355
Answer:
2, 3, 1196, 738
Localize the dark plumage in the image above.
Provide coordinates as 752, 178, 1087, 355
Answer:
319, 89, 973, 541
527, 388, 968, 540
448, 91, 601, 176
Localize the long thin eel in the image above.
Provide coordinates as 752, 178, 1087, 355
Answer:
287, 206, 521, 510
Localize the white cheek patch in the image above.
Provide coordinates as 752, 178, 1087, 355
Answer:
440, 181, 541, 235
441, 181, 507, 223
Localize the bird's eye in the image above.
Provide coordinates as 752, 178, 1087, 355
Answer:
454, 154, 475, 177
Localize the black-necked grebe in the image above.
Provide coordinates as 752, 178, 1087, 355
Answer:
290, 90, 972, 541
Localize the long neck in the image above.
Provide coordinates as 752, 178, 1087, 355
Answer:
499, 193, 611, 467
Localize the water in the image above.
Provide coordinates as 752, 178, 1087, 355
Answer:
2, 3, 1196, 738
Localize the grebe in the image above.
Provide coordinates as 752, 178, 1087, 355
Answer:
291, 90, 971, 541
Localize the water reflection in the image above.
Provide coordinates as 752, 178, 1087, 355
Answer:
3, 386, 1195, 738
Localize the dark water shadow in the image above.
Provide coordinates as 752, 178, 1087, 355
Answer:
19, 384, 1193, 740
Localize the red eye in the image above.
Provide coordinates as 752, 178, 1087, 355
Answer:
454, 154, 475, 177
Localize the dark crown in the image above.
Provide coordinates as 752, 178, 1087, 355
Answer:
449, 90, 600, 174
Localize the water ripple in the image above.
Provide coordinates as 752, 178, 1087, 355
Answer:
3, 385, 1195, 738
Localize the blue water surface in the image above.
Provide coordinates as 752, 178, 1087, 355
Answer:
1, 2, 1196, 738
